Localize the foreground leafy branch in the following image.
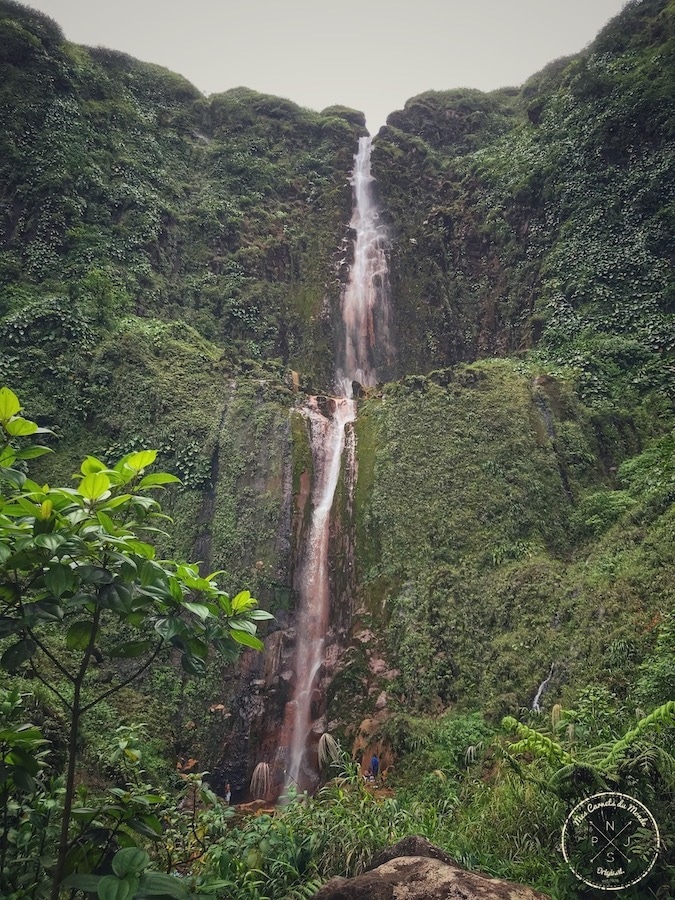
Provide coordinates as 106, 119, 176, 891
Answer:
0, 387, 272, 898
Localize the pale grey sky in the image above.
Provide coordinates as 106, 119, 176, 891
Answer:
26, 0, 629, 131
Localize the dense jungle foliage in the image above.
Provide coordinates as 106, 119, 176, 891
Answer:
0, 0, 674, 896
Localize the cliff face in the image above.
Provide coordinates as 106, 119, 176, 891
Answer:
373, 0, 675, 389
0, 0, 674, 784
0, 1, 366, 402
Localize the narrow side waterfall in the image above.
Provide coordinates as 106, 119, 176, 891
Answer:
284, 135, 392, 791
531, 663, 555, 713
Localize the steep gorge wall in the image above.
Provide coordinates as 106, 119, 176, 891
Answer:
0, 0, 366, 396
372, 0, 675, 390
328, 361, 675, 741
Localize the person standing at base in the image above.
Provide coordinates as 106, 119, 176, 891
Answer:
370, 754, 379, 780
225, 782, 232, 804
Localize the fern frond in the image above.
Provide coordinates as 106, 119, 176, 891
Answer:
548, 761, 611, 795
502, 716, 574, 765
600, 700, 675, 768
318, 733, 342, 769
286, 878, 324, 899
617, 743, 675, 790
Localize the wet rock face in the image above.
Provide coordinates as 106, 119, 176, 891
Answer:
312, 838, 551, 900
368, 836, 456, 869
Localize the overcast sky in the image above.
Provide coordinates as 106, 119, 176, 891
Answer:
27, 0, 629, 132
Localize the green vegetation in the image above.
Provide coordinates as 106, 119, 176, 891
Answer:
347, 360, 673, 723
0, 0, 673, 895
0, 387, 270, 897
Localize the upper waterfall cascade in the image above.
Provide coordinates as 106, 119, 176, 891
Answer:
338, 135, 394, 396
285, 136, 393, 790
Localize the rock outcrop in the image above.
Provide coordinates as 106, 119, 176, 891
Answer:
312, 837, 550, 900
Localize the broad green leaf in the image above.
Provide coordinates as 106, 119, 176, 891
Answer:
182, 601, 211, 622
126, 539, 155, 560
98, 494, 133, 510
0, 445, 16, 466
7, 746, 40, 775
0, 725, 45, 744
96, 510, 118, 533
230, 630, 264, 650
168, 576, 183, 603
119, 559, 138, 581
217, 595, 233, 615
0, 616, 22, 637
97, 874, 138, 900
78, 472, 111, 501
99, 582, 133, 613
66, 620, 98, 650
0, 465, 26, 488
138, 473, 180, 489
212, 636, 240, 663
247, 609, 275, 621
62, 591, 96, 612
204, 569, 226, 582
124, 450, 157, 473
15, 496, 41, 516
44, 564, 76, 598
109, 640, 152, 658
187, 637, 208, 659
231, 590, 255, 612
29, 600, 64, 623
34, 533, 65, 553
138, 872, 191, 898
229, 617, 257, 635
0, 387, 21, 421
126, 817, 163, 839
39, 499, 53, 519
138, 560, 168, 589
5, 416, 38, 436
16, 445, 52, 460
181, 654, 206, 675
12, 767, 36, 791
112, 847, 150, 878
116, 833, 138, 849
78, 565, 113, 585
0, 543, 10, 564
154, 617, 184, 641
1, 638, 37, 671
80, 456, 108, 475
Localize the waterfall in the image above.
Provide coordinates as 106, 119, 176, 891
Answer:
284, 136, 392, 790
338, 135, 394, 394
531, 663, 555, 713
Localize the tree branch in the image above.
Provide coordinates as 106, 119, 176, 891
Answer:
29, 631, 75, 683
30, 659, 72, 711
80, 642, 163, 714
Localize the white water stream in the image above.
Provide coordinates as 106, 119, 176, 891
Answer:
285, 136, 392, 789
531, 663, 555, 713
339, 136, 393, 392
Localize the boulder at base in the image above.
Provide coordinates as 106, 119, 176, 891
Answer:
312, 836, 550, 900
